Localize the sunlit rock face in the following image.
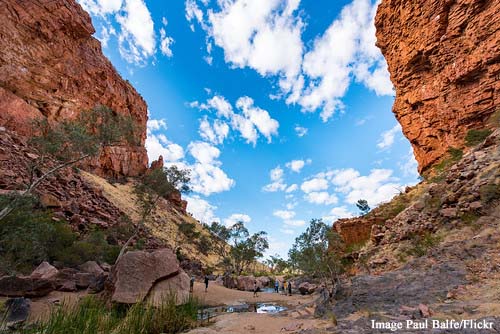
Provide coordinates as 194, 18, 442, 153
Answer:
0, 0, 148, 177
375, 0, 500, 173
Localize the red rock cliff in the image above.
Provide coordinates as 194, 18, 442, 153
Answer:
375, 0, 500, 173
0, 0, 148, 177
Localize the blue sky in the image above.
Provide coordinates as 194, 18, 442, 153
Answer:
78, 0, 419, 258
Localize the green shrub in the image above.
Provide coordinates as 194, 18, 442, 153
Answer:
0, 195, 120, 273
27, 295, 200, 334
51, 230, 120, 267
433, 147, 463, 177
405, 232, 442, 257
465, 129, 492, 147
0, 196, 75, 274
480, 184, 500, 204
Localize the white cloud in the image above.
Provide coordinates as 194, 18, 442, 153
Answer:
199, 117, 230, 145
193, 0, 303, 83
283, 219, 306, 227
286, 159, 311, 173
147, 119, 168, 132
236, 97, 279, 143
116, 0, 156, 65
377, 124, 402, 149
323, 206, 354, 222
187, 141, 235, 196
186, 195, 220, 224
332, 168, 402, 206
224, 213, 251, 227
205, 95, 234, 118
188, 0, 394, 122
159, 22, 174, 57
399, 148, 420, 178
145, 119, 184, 163
305, 191, 338, 205
263, 166, 287, 192
185, 0, 205, 31
294, 125, 308, 137
231, 114, 259, 145
78, 0, 158, 66
189, 163, 235, 196
273, 210, 296, 220
188, 141, 220, 164
300, 177, 329, 193
190, 94, 279, 146
145, 134, 184, 163
78, 0, 123, 16
285, 184, 298, 193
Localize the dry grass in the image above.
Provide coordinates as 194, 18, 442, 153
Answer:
80, 171, 221, 268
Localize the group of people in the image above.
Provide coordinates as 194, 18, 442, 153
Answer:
189, 275, 209, 293
189, 275, 294, 297
274, 279, 293, 296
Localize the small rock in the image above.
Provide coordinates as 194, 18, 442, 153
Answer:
282, 322, 303, 331
418, 303, 431, 318
243, 325, 255, 331
39, 193, 62, 208
469, 201, 482, 210
440, 207, 458, 218
75, 273, 95, 289
31, 261, 59, 281
3, 298, 31, 329
78, 261, 104, 276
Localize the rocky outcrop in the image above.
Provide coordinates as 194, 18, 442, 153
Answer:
110, 249, 189, 305
298, 282, 317, 295
334, 217, 380, 245
0, 0, 148, 177
375, 0, 500, 173
0, 276, 54, 298
0, 128, 127, 229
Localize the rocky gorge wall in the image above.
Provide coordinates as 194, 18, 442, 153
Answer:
334, 0, 500, 245
375, 0, 500, 173
0, 0, 148, 177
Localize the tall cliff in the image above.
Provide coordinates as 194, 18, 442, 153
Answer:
376, 0, 500, 173
0, 0, 148, 177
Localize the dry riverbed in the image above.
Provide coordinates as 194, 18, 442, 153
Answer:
189, 282, 333, 334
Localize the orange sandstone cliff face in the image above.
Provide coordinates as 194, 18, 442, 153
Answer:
0, 0, 148, 177
375, 0, 500, 173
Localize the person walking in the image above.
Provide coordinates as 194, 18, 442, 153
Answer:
253, 280, 258, 298
204, 275, 209, 293
288, 281, 292, 296
274, 279, 279, 293
281, 281, 286, 295
189, 276, 195, 293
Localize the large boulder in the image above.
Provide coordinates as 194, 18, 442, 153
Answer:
256, 276, 271, 288
0, 276, 53, 297
298, 282, 318, 295
223, 275, 238, 289
236, 276, 256, 291
149, 271, 190, 306
111, 249, 180, 304
78, 261, 104, 276
54, 268, 79, 292
2, 298, 31, 329
75, 273, 95, 289
30, 262, 59, 281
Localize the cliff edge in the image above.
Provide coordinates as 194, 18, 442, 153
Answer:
0, 0, 148, 177
376, 0, 500, 173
